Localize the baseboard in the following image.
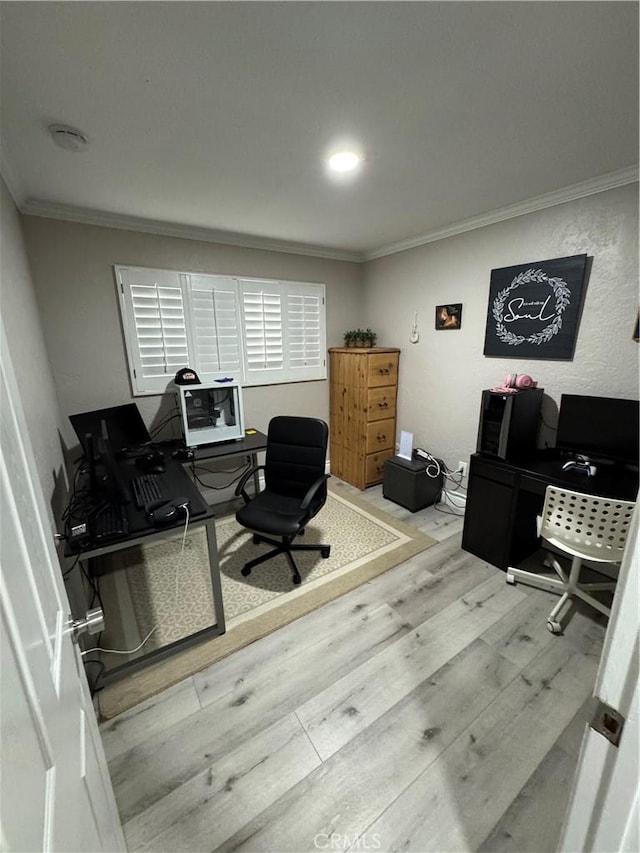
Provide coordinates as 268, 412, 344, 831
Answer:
441, 488, 467, 507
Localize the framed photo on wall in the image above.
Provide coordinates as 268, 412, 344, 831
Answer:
435, 303, 462, 330
483, 254, 589, 359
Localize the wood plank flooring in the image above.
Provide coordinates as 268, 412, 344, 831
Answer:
101, 482, 606, 852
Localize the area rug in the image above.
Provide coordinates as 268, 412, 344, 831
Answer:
97, 483, 436, 719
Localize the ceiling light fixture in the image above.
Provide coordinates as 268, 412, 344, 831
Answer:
328, 151, 362, 173
48, 124, 89, 152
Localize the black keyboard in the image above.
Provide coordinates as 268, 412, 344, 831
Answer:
92, 503, 129, 543
130, 473, 166, 509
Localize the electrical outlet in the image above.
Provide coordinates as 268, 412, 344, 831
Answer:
458, 460, 468, 477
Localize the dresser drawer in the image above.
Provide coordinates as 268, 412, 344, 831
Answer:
366, 419, 395, 453
367, 353, 399, 388
365, 449, 394, 485
366, 387, 397, 422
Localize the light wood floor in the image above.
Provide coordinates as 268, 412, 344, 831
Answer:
101, 482, 606, 852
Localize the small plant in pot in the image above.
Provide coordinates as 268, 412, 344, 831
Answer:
344, 328, 378, 347
360, 328, 377, 347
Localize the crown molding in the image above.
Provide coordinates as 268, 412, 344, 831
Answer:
363, 166, 639, 261
18, 165, 638, 265
19, 200, 364, 263
0, 156, 26, 208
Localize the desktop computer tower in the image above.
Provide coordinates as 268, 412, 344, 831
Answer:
476, 389, 543, 461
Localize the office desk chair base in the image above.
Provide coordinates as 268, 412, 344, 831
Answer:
241, 532, 331, 586
506, 554, 616, 635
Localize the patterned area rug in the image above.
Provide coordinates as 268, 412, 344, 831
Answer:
97, 483, 436, 719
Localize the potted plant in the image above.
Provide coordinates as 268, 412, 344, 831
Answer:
344, 328, 377, 347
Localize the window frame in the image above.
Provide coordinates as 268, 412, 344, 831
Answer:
115, 265, 327, 396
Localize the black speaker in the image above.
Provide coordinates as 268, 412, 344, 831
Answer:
476, 389, 543, 460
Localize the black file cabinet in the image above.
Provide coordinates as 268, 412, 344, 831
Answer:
383, 456, 443, 512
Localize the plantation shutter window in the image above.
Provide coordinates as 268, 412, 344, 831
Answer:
189, 275, 242, 376
117, 267, 190, 395
286, 284, 323, 374
240, 281, 284, 382
116, 266, 326, 395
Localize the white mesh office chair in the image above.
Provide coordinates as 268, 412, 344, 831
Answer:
506, 486, 635, 634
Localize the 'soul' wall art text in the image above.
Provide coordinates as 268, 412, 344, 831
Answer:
483, 254, 589, 360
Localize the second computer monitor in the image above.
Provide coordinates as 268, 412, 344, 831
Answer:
556, 394, 639, 466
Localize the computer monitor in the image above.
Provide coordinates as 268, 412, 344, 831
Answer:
70, 403, 151, 455
556, 394, 639, 466
83, 421, 129, 504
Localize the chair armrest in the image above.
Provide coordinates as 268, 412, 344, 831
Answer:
234, 465, 265, 503
300, 474, 330, 511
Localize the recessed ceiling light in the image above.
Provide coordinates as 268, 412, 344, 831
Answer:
48, 124, 88, 152
328, 151, 362, 173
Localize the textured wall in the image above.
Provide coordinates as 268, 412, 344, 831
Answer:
21, 218, 364, 450
362, 184, 639, 473
0, 180, 68, 515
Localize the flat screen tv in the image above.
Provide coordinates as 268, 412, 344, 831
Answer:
556, 394, 639, 466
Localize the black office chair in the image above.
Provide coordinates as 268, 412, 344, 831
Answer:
234, 416, 331, 585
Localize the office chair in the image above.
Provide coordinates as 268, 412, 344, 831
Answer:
234, 416, 331, 585
506, 486, 635, 633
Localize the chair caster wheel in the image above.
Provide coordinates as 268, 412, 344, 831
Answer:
293, 575, 301, 585
241, 566, 252, 577
547, 619, 562, 634
321, 547, 330, 558
506, 573, 516, 585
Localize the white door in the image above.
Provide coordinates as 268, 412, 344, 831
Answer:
0, 326, 125, 852
559, 504, 639, 851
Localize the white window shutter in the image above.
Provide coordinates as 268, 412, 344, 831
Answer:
285, 284, 323, 373
116, 267, 190, 395
240, 280, 284, 382
188, 275, 243, 379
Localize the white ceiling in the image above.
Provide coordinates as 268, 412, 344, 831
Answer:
1, 2, 638, 261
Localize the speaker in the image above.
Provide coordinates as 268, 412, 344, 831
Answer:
145, 496, 190, 526
476, 389, 543, 460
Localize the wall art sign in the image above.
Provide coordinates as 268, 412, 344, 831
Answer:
435, 303, 462, 330
483, 254, 588, 359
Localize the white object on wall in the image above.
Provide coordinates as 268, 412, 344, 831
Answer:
410, 312, 419, 343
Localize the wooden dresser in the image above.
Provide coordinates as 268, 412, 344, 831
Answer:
328, 346, 400, 489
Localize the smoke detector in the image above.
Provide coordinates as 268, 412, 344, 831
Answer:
48, 124, 88, 152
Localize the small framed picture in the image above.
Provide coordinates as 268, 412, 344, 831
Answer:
435, 303, 462, 330
634, 311, 639, 342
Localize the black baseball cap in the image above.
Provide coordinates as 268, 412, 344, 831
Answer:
174, 367, 201, 385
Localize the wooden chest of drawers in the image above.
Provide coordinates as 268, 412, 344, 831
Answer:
328, 346, 400, 489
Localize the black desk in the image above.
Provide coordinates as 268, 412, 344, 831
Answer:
157, 430, 268, 502
190, 430, 267, 498
462, 451, 639, 571
66, 456, 225, 684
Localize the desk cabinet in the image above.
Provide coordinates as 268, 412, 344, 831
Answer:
461, 456, 517, 569
462, 451, 639, 572
329, 347, 400, 489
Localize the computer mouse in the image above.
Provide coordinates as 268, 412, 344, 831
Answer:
136, 450, 165, 473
